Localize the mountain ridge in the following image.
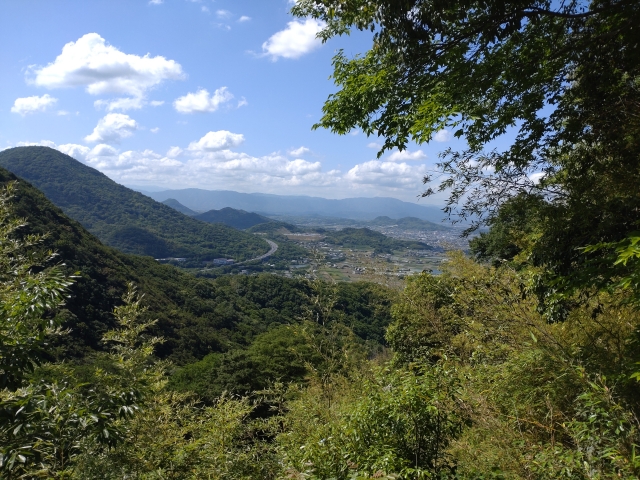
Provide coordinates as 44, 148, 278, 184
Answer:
138, 187, 446, 223
0, 147, 269, 263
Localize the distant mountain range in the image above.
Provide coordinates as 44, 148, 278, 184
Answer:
138, 188, 446, 223
368, 216, 451, 231
0, 147, 269, 262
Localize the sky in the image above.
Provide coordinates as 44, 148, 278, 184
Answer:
0, 0, 466, 203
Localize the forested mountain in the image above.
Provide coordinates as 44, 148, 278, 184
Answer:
0, 147, 268, 262
0, 167, 394, 366
161, 198, 197, 216
194, 207, 272, 230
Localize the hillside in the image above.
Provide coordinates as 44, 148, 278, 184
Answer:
323, 227, 436, 254
0, 147, 268, 262
369, 215, 450, 231
0, 167, 394, 365
194, 207, 272, 230
162, 198, 197, 216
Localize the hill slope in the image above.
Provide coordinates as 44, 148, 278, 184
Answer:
0, 167, 393, 364
162, 198, 197, 216
0, 147, 268, 262
194, 207, 272, 230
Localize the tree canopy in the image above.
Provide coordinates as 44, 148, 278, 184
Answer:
293, 0, 640, 309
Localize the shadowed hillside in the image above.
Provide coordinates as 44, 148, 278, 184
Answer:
194, 207, 272, 230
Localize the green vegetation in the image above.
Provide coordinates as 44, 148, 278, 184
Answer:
0, 147, 268, 262
194, 207, 272, 230
3, 1, 640, 477
161, 198, 196, 216
323, 227, 435, 254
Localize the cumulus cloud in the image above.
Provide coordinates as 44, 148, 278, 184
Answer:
11, 94, 57, 115
433, 129, 451, 142
388, 149, 427, 162
167, 146, 183, 158
529, 172, 546, 184
238, 16, 251, 22
216, 9, 231, 18
289, 146, 310, 157
345, 160, 428, 189
30, 33, 184, 97
237, 97, 248, 108
188, 130, 244, 151
174, 87, 234, 114
85, 113, 138, 144
149, 0, 163, 4
16, 140, 57, 148
262, 18, 325, 60
13, 136, 430, 198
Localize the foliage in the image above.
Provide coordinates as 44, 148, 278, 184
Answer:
323, 227, 435, 254
293, 0, 640, 310
278, 364, 468, 479
0, 147, 269, 261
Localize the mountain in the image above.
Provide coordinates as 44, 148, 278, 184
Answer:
0, 167, 393, 365
369, 216, 451, 231
138, 188, 446, 222
0, 147, 268, 263
162, 198, 197, 216
194, 207, 272, 230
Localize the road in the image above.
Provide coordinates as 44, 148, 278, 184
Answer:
242, 239, 278, 264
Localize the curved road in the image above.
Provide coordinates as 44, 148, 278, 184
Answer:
237, 238, 278, 265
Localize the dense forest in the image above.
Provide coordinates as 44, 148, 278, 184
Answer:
2, 0, 640, 478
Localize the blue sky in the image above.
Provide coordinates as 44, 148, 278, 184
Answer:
0, 0, 465, 202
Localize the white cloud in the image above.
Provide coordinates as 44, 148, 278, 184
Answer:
14, 138, 430, 199
149, 0, 163, 4
16, 140, 57, 148
238, 16, 251, 22
202, 6, 210, 13
388, 149, 427, 162
57, 143, 90, 160
529, 172, 546, 184
150, 127, 160, 133
367, 142, 382, 149
262, 18, 326, 60
94, 96, 145, 111
57, 110, 70, 116
237, 97, 248, 108
167, 146, 183, 158
216, 9, 231, 18
345, 160, 428, 189
85, 113, 138, 144
30, 33, 184, 97
288, 146, 310, 157
188, 130, 244, 151
11, 94, 57, 115
150, 100, 164, 107
173, 87, 234, 114
433, 129, 451, 142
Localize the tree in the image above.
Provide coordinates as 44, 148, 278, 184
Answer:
293, 0, 640, 307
